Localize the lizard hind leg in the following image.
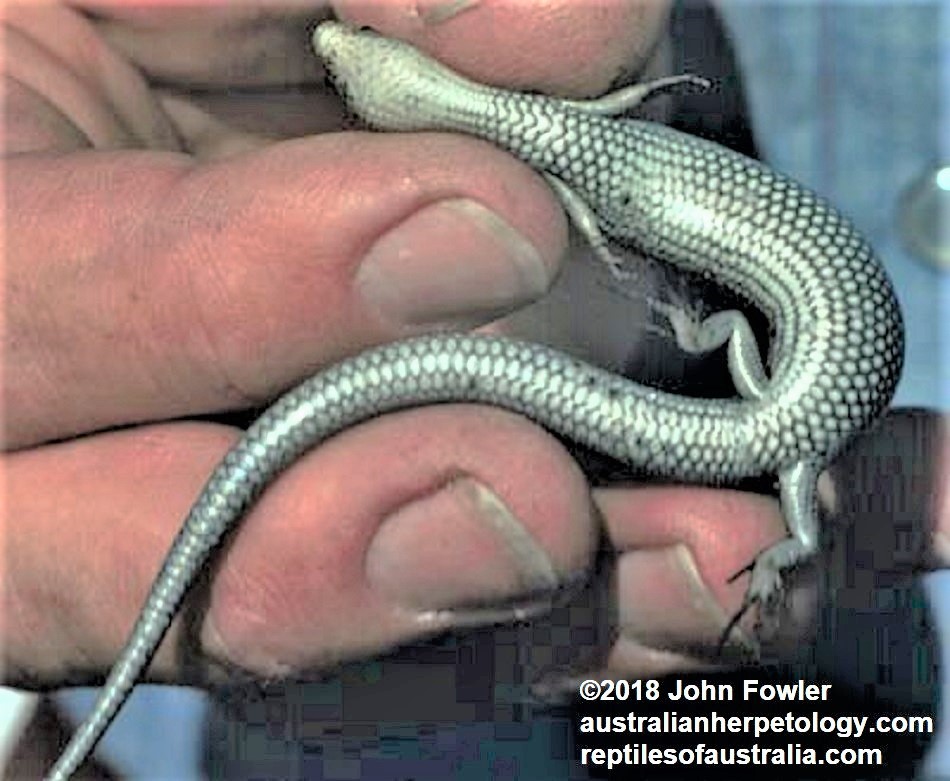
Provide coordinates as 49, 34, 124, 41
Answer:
595, 266, 710, 346
724, 459, 823, 650
653, 303, 770, 401
593, 253, 772, 403
543, 171, 771, 402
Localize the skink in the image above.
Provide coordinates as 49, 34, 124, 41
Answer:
47, 21, 904, 780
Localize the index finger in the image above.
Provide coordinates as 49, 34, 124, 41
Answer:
81, 1, 670, 98
335, 0, 672, 97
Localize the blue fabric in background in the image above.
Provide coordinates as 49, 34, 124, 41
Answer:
719, 0, 947, 410
57, 685, 208, 778
55, 2, 947, 778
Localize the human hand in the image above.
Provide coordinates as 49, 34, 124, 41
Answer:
1, 0, 684, 688
5, 1, 940, 706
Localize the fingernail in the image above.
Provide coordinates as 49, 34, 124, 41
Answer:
617, 546, 757, 658
365, 477, 562, 616
419, 0, 480, 25
357, 198, 552, 329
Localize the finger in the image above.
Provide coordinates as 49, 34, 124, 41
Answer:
2, 406, 594, 687
5, 133, 566, 449
2, 5, 180, 152
158, 93, 273, 159
2, 75, 91, 154
594, 485, 788, 673
74, 2, 328, 88
77, 1, 669, 98
333, 0, 673, 97
595, 410, 949, 679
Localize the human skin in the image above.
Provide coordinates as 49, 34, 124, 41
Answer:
2, 0, 944, 697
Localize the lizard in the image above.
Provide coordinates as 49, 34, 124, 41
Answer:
46, 20, 904, 780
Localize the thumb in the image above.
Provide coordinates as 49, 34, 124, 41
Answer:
7, 131, 566, 448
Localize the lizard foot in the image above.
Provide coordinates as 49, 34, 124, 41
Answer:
718, 532, 814, 657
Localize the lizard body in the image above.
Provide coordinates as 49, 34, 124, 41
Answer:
47, 22, 903, 779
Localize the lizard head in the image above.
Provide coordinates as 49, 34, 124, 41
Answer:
312, 21, 484, 133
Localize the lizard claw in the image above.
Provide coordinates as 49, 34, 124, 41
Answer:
726, 558, 756, 584
717, 596, 761, 658
718, 534, 814, 657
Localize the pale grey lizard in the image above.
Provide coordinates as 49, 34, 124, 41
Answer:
47, 21, 904, 780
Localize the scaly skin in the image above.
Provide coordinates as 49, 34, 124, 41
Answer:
47, 22, 904, 780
